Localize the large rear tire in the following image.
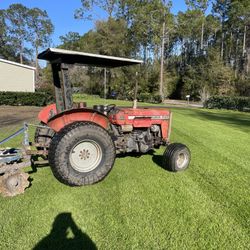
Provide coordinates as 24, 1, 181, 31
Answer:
162, 143, 191, 172
48, 122, 116, 186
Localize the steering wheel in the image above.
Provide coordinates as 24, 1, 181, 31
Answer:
106, 104, 116, 113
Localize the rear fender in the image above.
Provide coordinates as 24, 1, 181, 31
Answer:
38, 104, 57, 124
46, 109, 109, 132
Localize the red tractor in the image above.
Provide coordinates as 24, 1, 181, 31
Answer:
35, 48, 191, 186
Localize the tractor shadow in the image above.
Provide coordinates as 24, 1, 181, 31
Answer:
33, 212, 97, 250
116, 151, 146, 159
28, 155, 50, 174
151, 154, 165, 170
117, 150, 165, 170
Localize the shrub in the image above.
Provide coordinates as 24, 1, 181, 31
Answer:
138, 93, 162, 103
138, 93, 151, 103
153, 95, 162, 104
204, 96, 250, 111
0, 91, 54, 106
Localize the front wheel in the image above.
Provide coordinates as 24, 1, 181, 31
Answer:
48, 122, 116, 186
162, 143, 191, 172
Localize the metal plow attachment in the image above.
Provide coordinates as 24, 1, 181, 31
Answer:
0, 148, 31, 197
0, 171, 29, 197
0, 124, 49, 197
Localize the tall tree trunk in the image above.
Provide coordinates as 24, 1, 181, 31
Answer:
229, 31, 233, 61
143, 45, 147, 63
235, 37, 239, 78
242, 25, 247, 57
20, 42, 23, 64
246, 48, 250, 75
160, 20, 165, 99
221, 31, 224, 59
35, 45, 39, 84
200, 19, 204, 51
221, 17, 225, 60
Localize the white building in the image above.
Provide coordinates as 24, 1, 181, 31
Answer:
0, 59, 35, 92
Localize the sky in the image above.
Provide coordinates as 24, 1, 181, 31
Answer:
0, 0, 187, 47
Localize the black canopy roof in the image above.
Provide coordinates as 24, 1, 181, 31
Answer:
38, 48, 143, 67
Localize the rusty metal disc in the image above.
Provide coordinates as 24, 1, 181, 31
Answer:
0, 171, 29, 197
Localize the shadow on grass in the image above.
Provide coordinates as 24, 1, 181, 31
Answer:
28, 155, 49, 174
191, 109, 250, 133
117, 150, 166, 170
152, 154, 164, 169
116, 151, 144, 159
33, 213, 96, 250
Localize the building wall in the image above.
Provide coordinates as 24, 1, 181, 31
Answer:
0, 61, 35, 92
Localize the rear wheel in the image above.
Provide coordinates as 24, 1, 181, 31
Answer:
162, 143, 191, 172
48, 122, 116, 186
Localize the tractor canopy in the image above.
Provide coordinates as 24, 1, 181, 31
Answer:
38, 48, 143, 113
38, 48, 143, 67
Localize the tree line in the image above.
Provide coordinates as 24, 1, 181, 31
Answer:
0, 4, 54, 80
1, 1, 249, 101
58, 0, 250, 101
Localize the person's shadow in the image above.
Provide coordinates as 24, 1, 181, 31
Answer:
33, 213, 97, 250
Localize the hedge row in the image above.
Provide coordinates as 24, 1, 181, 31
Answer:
138, 93, 162, 103
204, 96, 250, 111
0, 91, 54, 106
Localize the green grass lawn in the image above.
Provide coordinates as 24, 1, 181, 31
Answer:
0, 98, 250, 249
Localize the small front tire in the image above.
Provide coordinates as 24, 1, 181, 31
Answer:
162, 143, 191, 172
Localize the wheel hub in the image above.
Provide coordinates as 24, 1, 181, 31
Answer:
70, 140, 102, 173
79, 149, 90, 160
176, 152, 188, 169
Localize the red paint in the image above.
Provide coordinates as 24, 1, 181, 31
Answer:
47, 109, 109, 132
161, 120, 169, 139
38, 104, 109, 132
108, 108, 171, 141
38, 103, 57, 124
38, 104, 171, 141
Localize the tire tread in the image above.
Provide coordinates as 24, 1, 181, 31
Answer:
48, 122, 115, 186
163, 143, 191, 172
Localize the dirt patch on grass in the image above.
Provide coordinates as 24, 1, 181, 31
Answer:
0, 106, 41, 129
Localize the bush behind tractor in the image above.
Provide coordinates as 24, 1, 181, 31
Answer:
0, 48, 191, 196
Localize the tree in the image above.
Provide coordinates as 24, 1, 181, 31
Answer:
0, 10, 24, 61
27, 7, 54, 80
5, 4, 30, 64
0, 10, 9, 58
59, 17, 136, 97
0, 10, 6, 47
212, 0, 231, 59
75, 0, 118, 19
180, 48, 235, 100
185, 0, 210, 51
228, 0, 250, 75
177, 10, 203, 62
60, 32, 81, 50
64, 0, 250, 99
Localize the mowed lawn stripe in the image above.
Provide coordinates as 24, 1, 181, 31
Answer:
172, 109, 250, 240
